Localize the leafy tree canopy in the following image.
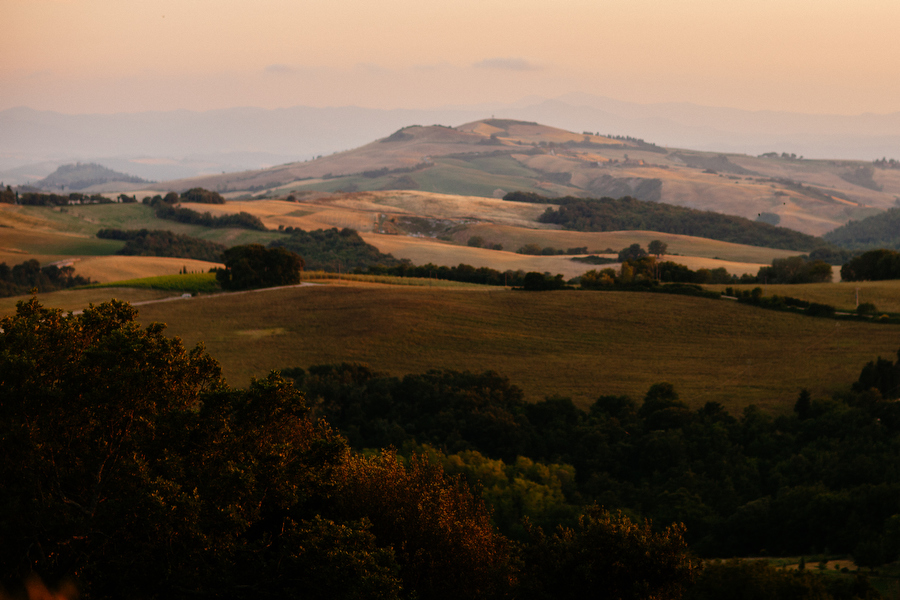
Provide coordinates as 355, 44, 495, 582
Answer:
216, 244, 304, 290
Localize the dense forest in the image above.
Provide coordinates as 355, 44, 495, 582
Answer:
154, 203, 267, 230
282, 356, 900, 566
503, 192, 823, 252
270, 227, 404, 271
96, 228, 227, 262
0, 259, 91, 297
217, 245, 304, 290
841, 249, 900, 281
824, 208, 900, 251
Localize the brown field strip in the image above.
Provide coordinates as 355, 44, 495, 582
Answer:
120, 285, 900, 414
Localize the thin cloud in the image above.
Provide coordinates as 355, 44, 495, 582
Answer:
473, 58, 539, 71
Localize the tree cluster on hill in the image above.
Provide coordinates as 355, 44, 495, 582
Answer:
757, 256, 833, 284
502, 192, 823, 252
96, 229, 226, 262
270, 227, 404, 271
516, 243, 588, 256
179, 187, 226, 204
33, 162, 147, 191
873, 158, 900, 170
284, 359, 900, 569
840, 166, 882, 191
0, 185, 16, 204
580, 256, 734, 288
841, 249, 900, 281
142, 188, 225, 205
0, 260, 91, 297
824, 208, 900, 251
0, 299, 696, 600
582, 244, 831, 287
154, 203, 267, 231
466, 235, 504, 251
216, 244, 304, 290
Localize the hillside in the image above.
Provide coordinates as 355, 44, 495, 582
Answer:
160, 119, 900, 237
130, 284, 900, 412
823, 206, 900, 250
0, 190, 799, 283
33, 162, 148, 191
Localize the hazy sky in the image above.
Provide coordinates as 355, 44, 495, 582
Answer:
3, 0, 900, 115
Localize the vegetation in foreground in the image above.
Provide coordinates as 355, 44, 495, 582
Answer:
0, 298, 697, 599
284, 357, 900, 566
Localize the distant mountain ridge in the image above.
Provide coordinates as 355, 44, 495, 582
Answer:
4, 94, 900, 184
161, 118, 900, 237
34, 162, 147, 191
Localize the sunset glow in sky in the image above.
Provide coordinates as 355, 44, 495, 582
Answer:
3, 0, 900, 115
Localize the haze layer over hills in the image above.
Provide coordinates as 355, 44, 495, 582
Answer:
5, 94, 900, 185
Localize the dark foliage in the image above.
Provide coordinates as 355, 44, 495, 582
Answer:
285, 357, 900, 564
824, 208, 900, 251
522, 272, 567, 291
0, 299, 520, 600
271, 227, 403, 271
853, 349, 900, 399
686, 560, 879, 600
0, 259, 91, 297
502, 192, 822, 251
367, 262, 528, 287
217, 244, 304, 290
97, 228, 226, 262
841, 249, 900, 281
519, 508, 696, 600
180, 187, 226, 204
0, 185, 17, 204
154, 203, 267, 230
757, 256, 833, 284
16, 192, 113, 206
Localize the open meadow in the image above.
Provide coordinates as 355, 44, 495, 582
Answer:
117, 283, 900, 414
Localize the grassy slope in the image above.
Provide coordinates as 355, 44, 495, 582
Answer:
124, 285, 899, 414
706, 280, 900, 314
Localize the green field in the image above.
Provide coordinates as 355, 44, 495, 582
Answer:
88, 272, 222, 293
119, 285, 900, 413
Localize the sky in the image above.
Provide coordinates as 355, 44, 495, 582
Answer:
3, 0, 900, 116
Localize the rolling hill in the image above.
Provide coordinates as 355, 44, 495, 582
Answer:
160, 118, 900, 237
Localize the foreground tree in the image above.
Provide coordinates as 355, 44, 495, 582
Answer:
1, 298, 700, 600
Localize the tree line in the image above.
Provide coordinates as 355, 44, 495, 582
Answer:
153, 203, 267, 231
0, 260, 91, 297
271, 227, 403, 271
96, 229, 227, 262
4, 192, 113, 206
503, 192, 823, 252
